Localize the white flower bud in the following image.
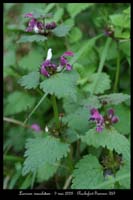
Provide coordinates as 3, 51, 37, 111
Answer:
46, 48, 52, 60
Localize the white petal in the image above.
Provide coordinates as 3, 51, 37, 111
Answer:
34, 25, 39, 33
45, 126, 49, 132
46, 48, 52, 60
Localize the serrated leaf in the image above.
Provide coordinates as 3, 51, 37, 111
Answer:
85, 72, 111, 94
52, 24, 71, 37
71, 155, 103, 189
18, 50, 43, 72
113, 104, 130, 135
98, 93, 130, 105
17, 35, 47, 43
67, 3, 94, 18
81, 128, 130, 162
95, 165, 130, 189
22, 136, 70, 175
4, 91, 36, 115
18, 71, 40, 89
37, 163, 58, 182
40, 71, 79, 101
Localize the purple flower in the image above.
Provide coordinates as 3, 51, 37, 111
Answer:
89, 108, 119, 133
66, 63, 72, 71
45, 22, 56, 30
107, 108, 119, 124
41, 60, 57, 77
63, 51, 74, 57
60, 51, 74, 71
89, 108, 105, 133
31, 124, 41, 132
24, 13, 44, 33
24, 13, 34, 18
60, 56, 68, 66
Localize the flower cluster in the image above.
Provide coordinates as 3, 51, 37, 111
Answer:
89, 108, 105, 132
89, 108, 119, 133
24, 13, 56, 34
41, 48, 74, 77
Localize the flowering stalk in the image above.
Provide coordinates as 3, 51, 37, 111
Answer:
51, 95, 60, 130
24, 93, 48, 125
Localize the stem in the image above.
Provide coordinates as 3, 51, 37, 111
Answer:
31, 171, 36, 189
23, 93, 48, 125
4, 155, 24, 162
91, 37, 112, 95
63, 175, 72, 189
113, 41, 120, 92
51, 95, 60, 129
4, 117, 30, 128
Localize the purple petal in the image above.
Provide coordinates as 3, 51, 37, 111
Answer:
41, 66, 50, 77
28, 18, 37, 27
90, 108, 98, 115
96, 126, 103, 132
45, 22, 56, 30
111, 116, 119, 123
63, 51, 74, 57
108, 108, 114, 118
37, 21, 44, 29
51, 22, 56, 29
31, 124, 41, 132
60, 56, 68, 66
42, 60, 51, 67
24, 13, 34, 18
26, 27, 33, 32
66, 63, 72, 71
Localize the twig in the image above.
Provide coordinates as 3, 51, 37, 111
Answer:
3, 117, 30, 128
63, 175, 72, 189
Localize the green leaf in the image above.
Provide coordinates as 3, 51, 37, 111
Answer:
37, 163, 58, 182
71, 155, 103, 189
40, 71, 79, 101
95, 164, 130, 189
52, 24, 71, 37
84, 72, 111, 94
81, 128, 130, 162
63, 107, 89, 133
6, 127, 28, 152
94, 171, 130, 189
18, 50, 43, 72
18, 71, 40, 89
69, 27, 82, 43
4, 51, 16, 67
113, 104, 130, 135
17, 35, 47, 43
119, 40, 130, 64
22, 136, 70, 175
53, 8, 64, 23
98, 93, 130, 105
67, 3, 94, 18
70, 35, 102, 65
110, 13, 130, 29
63, 19, 74, 30
4, 91, 36, 115
115, 164, 130, 189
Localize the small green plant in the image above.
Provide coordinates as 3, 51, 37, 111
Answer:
4, 3, 130, 189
